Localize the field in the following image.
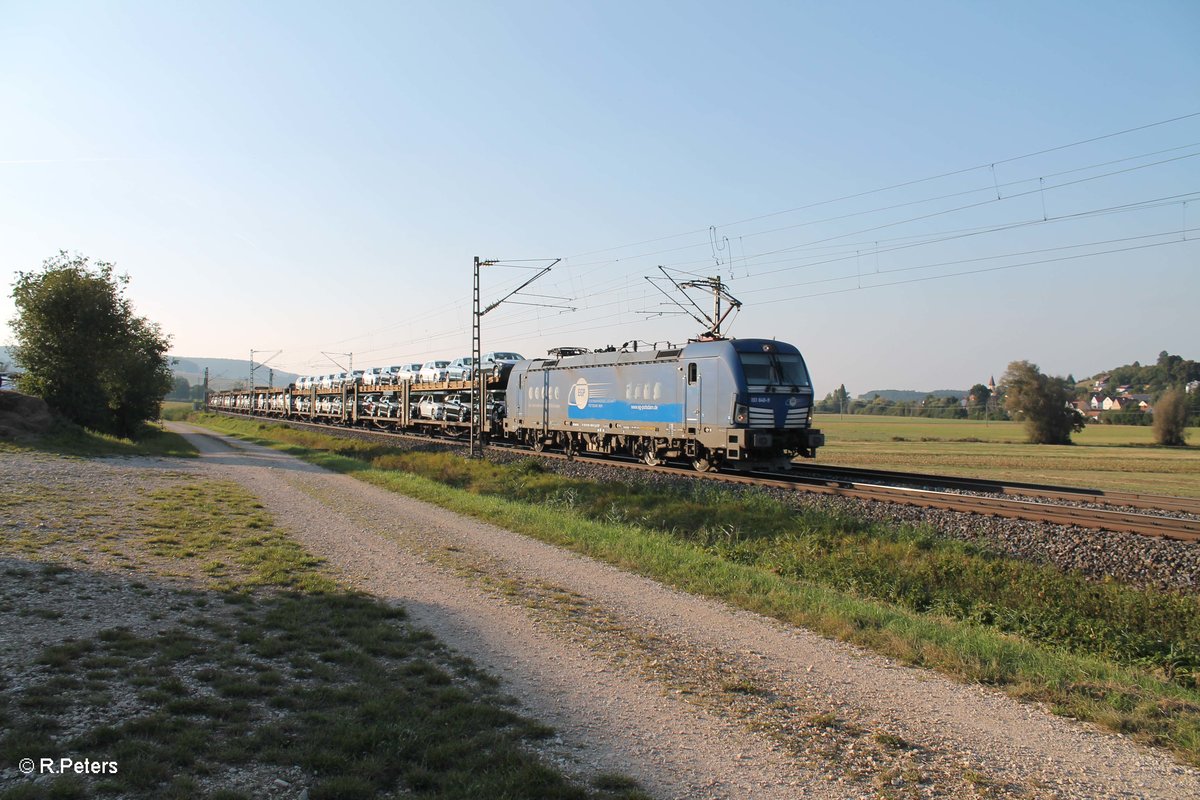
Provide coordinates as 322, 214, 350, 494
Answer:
813, 414, 1200, 498
160, 400, 196, 419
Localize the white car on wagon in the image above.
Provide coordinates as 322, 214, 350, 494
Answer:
418, 360, 451, 383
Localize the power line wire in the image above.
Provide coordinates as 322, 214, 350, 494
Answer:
563, 111, 1200, 261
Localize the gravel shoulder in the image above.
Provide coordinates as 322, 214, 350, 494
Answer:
160, 422, 1200, 799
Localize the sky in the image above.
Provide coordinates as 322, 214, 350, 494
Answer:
2, 0, 1198, 396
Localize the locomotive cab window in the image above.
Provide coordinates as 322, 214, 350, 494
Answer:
739, 352, 811, 387
687, 363, 698, 384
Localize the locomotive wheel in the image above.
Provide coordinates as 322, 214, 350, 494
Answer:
691, 457, 714, 472
642, 449, 662, 467
531, 437, 545, 452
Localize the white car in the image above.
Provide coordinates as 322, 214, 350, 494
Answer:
360, 367, 386, 386
416, 395, 444, 420
380, 365, 408, 384
395, 363, 423, 382
418, 360, 451, 383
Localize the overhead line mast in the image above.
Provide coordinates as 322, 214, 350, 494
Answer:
471, 256, 563, 457
250, 349, 281, 389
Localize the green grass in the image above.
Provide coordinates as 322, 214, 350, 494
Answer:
160, 401, 199, 421
0, 419, 197, 458
0, 458, 648, 800
4, 594, 620, 800
136, 481, 332, 593
4, 592, 644, 800
814, 414, 1200, 497
814, 413, 1199, 446
188, 412, 1200, 766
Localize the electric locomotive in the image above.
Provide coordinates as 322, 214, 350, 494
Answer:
503, 338, 823, 471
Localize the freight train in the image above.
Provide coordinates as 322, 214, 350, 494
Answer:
207, 337, 824, 471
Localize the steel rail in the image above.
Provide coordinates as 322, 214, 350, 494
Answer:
774, 464, 1200, 515
208, 410, 1199, 543
526, 451, 1200, 543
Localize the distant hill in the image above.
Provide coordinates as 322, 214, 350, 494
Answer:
1081, 351, 1198, 396
171, 357, 300, 391
857, 389, 968, 402
1, 349, 299, 390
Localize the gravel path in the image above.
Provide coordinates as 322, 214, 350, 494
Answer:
167, 422, 1200, 799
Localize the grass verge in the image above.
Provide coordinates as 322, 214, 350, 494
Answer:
0, 419, 197, 458
0, 456, 647, 799
190, 412, 1200, 767
160, 401, 200, 422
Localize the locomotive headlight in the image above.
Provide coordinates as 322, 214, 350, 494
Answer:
734, 403, 749, 424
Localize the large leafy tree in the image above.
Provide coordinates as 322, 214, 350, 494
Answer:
1153, 389, 1190, 447
1001, 360, 1084, 444
10, 252, 173, 437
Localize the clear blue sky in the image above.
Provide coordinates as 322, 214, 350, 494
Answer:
3, 1, 1197, 395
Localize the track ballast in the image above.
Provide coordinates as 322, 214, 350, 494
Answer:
208, 409, 1199, 543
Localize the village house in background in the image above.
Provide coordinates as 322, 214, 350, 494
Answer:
1069, 373, 1153, 422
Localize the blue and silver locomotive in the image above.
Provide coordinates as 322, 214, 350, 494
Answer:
503, 338, 823, 471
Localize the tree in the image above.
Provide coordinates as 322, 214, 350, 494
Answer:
1001, 360, 1084, 444
167, 376, 191, 400
967, 383, 993, 419
832, 383, 850, 412
815, 383, 851, 413
9, 252, 173, 437
1153, 389, 1190, 446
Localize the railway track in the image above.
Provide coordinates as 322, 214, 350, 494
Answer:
523, 451, 1200, 543
784, 463, 1200, 515
209, 411, 1200, 543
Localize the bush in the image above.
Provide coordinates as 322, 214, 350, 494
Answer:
1153, 389, 1190, 446
1100, 410, 1152, 426
9, 252, 173, 438
1002, 361, 1084, 444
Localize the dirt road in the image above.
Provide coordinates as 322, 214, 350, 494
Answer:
166, 422, 1200, 799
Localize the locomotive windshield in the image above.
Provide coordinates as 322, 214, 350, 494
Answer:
739, 352, 811, 388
